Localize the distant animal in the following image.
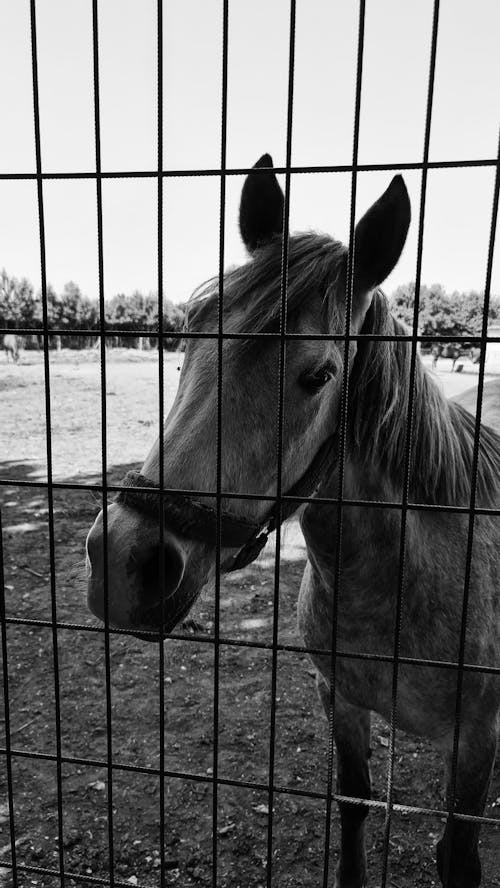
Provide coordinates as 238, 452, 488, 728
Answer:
86, 155, 499, 887
1, 334, 20, 362
431, 342, 481, 371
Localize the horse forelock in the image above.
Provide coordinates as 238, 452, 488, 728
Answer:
349, 291, 500, 507
185, 232, 347, 343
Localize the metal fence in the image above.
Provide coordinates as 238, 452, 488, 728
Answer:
0, 1, 499, 887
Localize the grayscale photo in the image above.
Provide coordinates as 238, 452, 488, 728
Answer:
0, 1, 499, 886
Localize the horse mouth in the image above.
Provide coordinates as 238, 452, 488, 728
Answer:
126, 593, 199, 643
128, 629, 166, 642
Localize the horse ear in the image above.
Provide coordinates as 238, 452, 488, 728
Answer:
239, 154, 285, 253
353, 175, 411, 299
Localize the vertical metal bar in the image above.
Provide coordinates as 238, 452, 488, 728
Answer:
266, 4, 296, 886
441, 129, 500, 888
91, 2, 115, 884
156, 2, 167, 886
321, 2, 365, 885
29, 3, 66, 884
213, 1, 229, 885
379, 3, 441, 885
0, 514, 18, 888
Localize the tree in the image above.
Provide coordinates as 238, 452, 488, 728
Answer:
419, 284, 460, 337
17, 278, 39, 327
453, 290, 485, 336
391, 281, 415, 328
0, 270, 40, 328
164, 300, 185, 332
390, 282, 495, 339
60, 281, 82, 326
103, 291, 185, 349
0, 269, 20, 326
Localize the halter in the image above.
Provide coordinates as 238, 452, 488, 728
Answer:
117, 432, 338, 572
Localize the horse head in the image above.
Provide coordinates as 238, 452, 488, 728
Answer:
86, 155, 410, 638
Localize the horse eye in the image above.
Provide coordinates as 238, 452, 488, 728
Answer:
299, 366, 335, 393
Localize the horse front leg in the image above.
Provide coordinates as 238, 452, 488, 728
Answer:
436, 724, 497, 888
316, 676, 371, 888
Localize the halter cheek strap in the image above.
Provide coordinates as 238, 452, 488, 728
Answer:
117, 431, 337, 572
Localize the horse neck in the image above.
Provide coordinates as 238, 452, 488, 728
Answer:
346, 296, 500, 508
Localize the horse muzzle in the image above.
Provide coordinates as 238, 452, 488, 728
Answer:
85, 503, 209, 638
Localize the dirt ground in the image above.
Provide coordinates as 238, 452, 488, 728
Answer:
0, 348, 499, 888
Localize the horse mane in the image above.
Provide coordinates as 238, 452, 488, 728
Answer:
348, 291, 500, 506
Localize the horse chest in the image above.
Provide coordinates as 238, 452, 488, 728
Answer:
298, 559, 394, 701
299, 503, 398, 650
297, 562, 456, 733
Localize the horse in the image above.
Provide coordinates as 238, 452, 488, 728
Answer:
86, 156, 499, 888
1, 333, 20, 362
431, 342, 482, 372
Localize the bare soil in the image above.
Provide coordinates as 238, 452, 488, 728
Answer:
0, 350, 498, 887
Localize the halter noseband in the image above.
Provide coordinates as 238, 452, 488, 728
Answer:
117, 433, 337, 572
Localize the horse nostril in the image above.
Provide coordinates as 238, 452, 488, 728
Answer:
140, 541, 185, 605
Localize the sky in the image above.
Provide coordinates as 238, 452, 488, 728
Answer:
0, 0, 499, 306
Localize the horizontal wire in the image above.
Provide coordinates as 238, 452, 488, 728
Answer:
2, 327, 500, 344
0, 157, 496, 182
3, 476, 500, 519
0, 750, 497, 827
2, 614, 499, 675
0, 859, 177, 888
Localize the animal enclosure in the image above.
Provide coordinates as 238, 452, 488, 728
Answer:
1, 2, 499, 888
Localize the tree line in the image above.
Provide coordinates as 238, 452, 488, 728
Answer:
0, 270, 185, 349
391, 282, 500, 339
1, 268, 499, 350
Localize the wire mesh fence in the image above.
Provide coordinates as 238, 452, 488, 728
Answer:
1, 1, 499, 887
